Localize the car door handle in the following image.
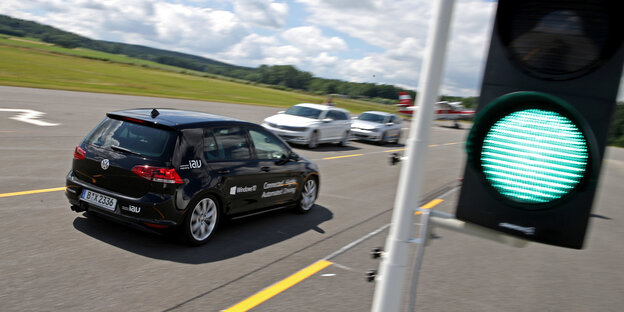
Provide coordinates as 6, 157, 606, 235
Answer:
260, 166, 271, 172
217, 169, 230, 175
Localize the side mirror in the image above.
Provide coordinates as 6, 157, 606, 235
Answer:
275, 152, 299, 165
322, 118, 333, 123
386, 122, 394, 126
278, 110, 285, 114
275, 153, 289, 165
290, 151, 300, 161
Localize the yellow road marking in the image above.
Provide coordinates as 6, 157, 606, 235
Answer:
443, 142, 458, 146
414, 199, 444, 215
223, 260, 333, 312
384, 148, 406, 153
0, 187, 66, 198
322, 154, 364, 160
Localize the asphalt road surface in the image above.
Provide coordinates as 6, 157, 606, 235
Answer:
1, 86, 623, 312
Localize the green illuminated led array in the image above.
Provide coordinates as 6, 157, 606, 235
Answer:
481, 109, 588, 204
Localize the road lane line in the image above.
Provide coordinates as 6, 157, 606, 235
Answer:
223, 260, 333, 312
414, 199, 444, 215
322, 153, 364, 160
384, 148, 406, 153
0, 187, 66, 198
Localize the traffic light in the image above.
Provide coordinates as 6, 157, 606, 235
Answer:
455, 0, 624, 249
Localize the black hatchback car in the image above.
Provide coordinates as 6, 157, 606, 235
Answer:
66, 109, 319, 245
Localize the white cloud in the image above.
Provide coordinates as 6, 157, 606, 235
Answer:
221, 34, 279, 61
281, 26, 346, 52
233, 0, 289, 29
296, 0, 431, 49
261, 45, 303, 65
295, 0, 495, 95
216, 25, 347, 74
151, 2, 247, 53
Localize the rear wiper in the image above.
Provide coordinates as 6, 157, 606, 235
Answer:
111, 145, 142, 156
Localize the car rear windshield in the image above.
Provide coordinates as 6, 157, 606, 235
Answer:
285, 106, 322, 119
84, 117, 176, 160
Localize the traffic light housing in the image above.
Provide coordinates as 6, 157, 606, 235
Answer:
456, 0, 624, 249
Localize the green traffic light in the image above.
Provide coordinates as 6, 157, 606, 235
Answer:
481, 108, 589, 204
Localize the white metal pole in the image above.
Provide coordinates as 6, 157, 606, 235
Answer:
406, 209, 432, 311
371, 1, 456, 311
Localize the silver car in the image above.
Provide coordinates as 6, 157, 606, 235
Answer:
351, 111, 402, 144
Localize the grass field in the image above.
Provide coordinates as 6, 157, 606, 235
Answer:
0, 37, 394, 114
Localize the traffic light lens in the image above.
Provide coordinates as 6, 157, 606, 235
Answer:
498, 0, 622, 80
481, 108, 588, 204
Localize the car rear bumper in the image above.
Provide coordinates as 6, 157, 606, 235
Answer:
66, 171, 184, 228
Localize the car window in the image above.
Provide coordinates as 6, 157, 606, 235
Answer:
213, 126, 251, 160
249, 128, 290, 160
85, 117, 175, 159
391, 116, 400, 124
284, 106, 322, 119
203, 129, 223, 161
327, 110, 348, 121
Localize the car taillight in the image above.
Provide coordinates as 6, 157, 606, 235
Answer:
74, 146, 86, 160
131, 165, 184, 184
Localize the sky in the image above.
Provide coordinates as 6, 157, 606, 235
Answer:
1, 0, 623, 100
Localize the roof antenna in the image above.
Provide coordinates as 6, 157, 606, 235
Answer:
151, 109, 160, 118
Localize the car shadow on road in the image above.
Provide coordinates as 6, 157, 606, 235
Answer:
436, 123, 472, 130
72, 205, 333, 264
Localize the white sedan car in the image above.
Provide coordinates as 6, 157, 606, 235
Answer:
262, 103, 351, 149
350, 111, 402, 144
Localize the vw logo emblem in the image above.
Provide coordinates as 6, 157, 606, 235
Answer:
101, 159, 110, 170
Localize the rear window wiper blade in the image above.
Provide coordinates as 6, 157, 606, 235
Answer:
111, 145, 142, 156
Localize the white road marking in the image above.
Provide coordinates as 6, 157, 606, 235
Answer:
0, 108, 60, 126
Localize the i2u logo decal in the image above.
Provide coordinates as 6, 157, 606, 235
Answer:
180, 160, 202, 170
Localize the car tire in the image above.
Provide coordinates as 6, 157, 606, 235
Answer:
308, 131, 318, 149
339, 131, 350, 147
393, 130, 401, 144
379, 131, 388, 145
181, 194, 220, 246
295, 176, 318, 214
